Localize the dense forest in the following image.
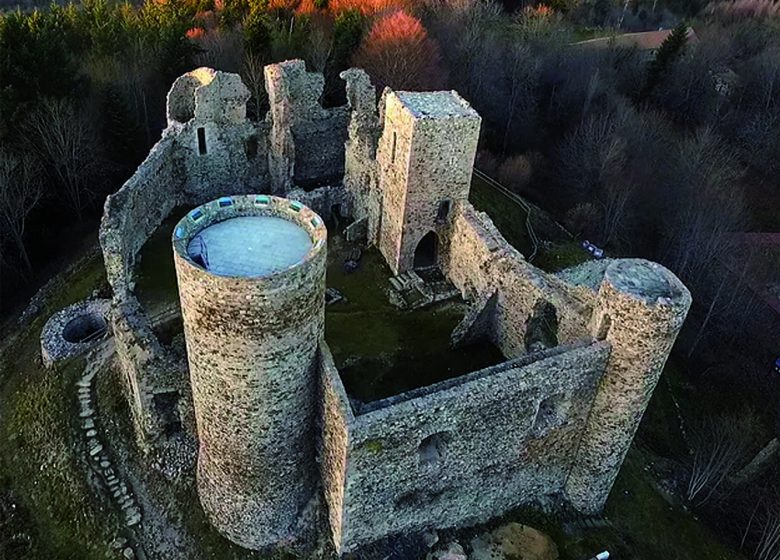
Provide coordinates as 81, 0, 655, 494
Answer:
1, 0, 780, 557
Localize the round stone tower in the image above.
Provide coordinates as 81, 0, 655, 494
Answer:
172, 194, 327, 550
566, 258, 691, 514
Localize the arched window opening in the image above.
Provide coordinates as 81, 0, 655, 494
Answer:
419, 432, 450, 466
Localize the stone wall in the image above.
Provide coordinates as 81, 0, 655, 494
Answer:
111, 298, 192, 443
327, 342, 610, 553
442, 203, 591, 357
341, 69, 381, 244
173, 195, 327, 552
318, 342, 353, 551
265, 60, 349, 192
376, 91, 481, 274
100, 135, 183, 297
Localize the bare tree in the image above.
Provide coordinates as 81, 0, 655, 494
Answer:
659, 128, 745, 287
421, 0, 503, 99
686, 412, 753, 506
243, 53, 268, 122
0, 151, 42, 275
352, 10, 447, 92
194, 28, 245, 73
23, 99, 102, 220
556, 109, 640, 246
755, 505, 780, 560
305, 14, 333, 74
500, 41, 540, 154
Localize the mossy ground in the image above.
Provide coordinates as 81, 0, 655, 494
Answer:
325, 233, 504, 402
469, 175, 534, 256
135, 207, 192, 317
0, 250, 119, 559
469, 176, 591, 274
533, 241, 591, 273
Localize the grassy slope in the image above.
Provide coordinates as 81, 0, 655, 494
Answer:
0, 249, 119, 559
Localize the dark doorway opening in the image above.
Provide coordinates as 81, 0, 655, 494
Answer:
413, 231, 438, 270
524, 300, 559, 352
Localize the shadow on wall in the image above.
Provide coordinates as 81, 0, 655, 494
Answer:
524, 300, 559, 352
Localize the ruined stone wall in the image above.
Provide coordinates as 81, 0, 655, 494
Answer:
287, 184, 348, 224
111, 298, 192, 443
169, 68, 270, 201
331, 342, 609, 553
265, 60, 348, 192
100, 135, 183, 297
318, 342, 353, 550
173, 195, 327, 551
341, 69, 381, 244
442, 203, 591, 357
100, 64, 351, 450
565, 259, 691, 513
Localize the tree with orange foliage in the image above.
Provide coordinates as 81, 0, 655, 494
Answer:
351, 10, 447, 92
329, 0, 408, 16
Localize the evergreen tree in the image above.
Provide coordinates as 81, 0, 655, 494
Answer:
642, 21, 689, 99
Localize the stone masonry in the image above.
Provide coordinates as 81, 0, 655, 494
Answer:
93, 61, 692, 555
173, 195, 327, 551
376, 90, 481, 275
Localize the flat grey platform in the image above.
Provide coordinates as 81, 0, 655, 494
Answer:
187, 216, 312, 277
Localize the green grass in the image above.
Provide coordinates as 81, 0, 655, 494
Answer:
325, 234, 504, 402
605, 448, 744, 560
135, 207, 191, 316
533, 241, 591, 273
0, 251, 117, 559
499, 445, 743, 560
469, 175, 534, 256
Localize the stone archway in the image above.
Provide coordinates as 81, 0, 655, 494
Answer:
413, 231, 438, 270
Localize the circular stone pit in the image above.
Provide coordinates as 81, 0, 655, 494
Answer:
41, 299, 112, 368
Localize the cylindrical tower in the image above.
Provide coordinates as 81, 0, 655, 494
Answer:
172, 194, 327, 550
566, 258, 691, 514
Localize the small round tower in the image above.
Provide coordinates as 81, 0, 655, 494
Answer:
566, 258, 691, 514
172, 194, 327, 550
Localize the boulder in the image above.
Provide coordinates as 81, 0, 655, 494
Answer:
470, 523, 558, 560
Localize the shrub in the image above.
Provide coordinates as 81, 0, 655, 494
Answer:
497, 154, 533, 194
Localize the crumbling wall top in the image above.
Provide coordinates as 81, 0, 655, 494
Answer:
340, 68, 377, 117
393, 90, 480, 120
166, 67, 250, 126
264, 59, 327, 120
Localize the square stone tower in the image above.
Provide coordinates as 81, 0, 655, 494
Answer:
376, 91, 481, 275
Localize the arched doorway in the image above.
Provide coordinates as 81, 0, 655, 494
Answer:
413, 231, 438, 269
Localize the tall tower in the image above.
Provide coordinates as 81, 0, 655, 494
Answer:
172, 195, 327, 550
566, 259, 691, 513
376, 90, 481, 275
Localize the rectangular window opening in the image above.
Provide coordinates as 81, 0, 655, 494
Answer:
197, 127, 207, 155
391, 131, 397, 164
436, 200, 452, 223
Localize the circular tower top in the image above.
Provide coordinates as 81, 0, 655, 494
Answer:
603, 258, 689, 307
172, 194, 326, 280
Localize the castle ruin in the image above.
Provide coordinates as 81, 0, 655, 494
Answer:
96, 61, 691, 555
